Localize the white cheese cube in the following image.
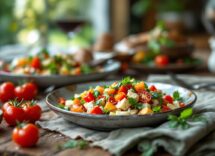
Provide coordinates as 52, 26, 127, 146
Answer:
127, 89, 139, 101
65, 100, 74, 107
84, 101, 94, 112
109, 112, 116, 116
128, 109, 138, 115
74, 94, 81, 98
152, 99, 159, 105
116, 98, 131, 111
167, 103, 177, 110
115, 111, 130, 115
173, 101, 180, 108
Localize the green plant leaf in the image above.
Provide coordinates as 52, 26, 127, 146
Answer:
60, 139, 89, 150
168, 114, 178, 121
180, 108, 193, 119
152, 106, 161, 112
93, 90, 100, 98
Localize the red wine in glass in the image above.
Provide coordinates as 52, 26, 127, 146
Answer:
56, 19, 86, 37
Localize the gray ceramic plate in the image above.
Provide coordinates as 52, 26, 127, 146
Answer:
130, 63, 199, 73
46, 81, 197, 131
0, 60, 120, 88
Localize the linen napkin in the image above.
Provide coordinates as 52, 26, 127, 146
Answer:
37, 75, 215, 156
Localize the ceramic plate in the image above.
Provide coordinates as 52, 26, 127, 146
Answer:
46, 81, 197, 131
0, 60, 120, 88
129, 63, 199, 73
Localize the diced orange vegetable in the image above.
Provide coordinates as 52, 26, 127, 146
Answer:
106, 88, 116, 95
74, 67, 81, 75
17, 58, 28, 67
138, 107, 153, 115
70, 104, 85, 113
134, 82, 145, 92
96, 86, 104, 94
114, 92, 126, 102
73, 98, 81, 105
104, 102, 117, 111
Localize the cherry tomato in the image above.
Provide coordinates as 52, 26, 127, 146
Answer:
155, 55, 169, 67
12, 123, 39, 147
108, 96, 117, 105
83, 92, 95, 103
0, 82, 15, 102
90, 106, 103, 114
164, 95, 173, 104
139, 90, 152, 103
149, 85, 157, 92
15, 82, 38, 101
3, 101, 26, 126
118, 86, 128, 94
31, 57, 41, 69
23, 102, 42, 123
162, 105, 170, 112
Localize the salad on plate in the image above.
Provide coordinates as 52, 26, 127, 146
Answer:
58, 77, 186, 115
1, 49, 102, 76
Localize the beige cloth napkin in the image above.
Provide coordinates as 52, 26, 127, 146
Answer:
37, 75, 215, 156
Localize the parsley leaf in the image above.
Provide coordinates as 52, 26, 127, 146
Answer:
173, 91, 183, 101
179, 107, 193, 119
93, 90, 100, 98
167, 108, 205, 130
152, 106, 161, 112
128, 97, 143, 109
151, 92, 162, 99
121, 77, 132, 85
80, 99, 86, 105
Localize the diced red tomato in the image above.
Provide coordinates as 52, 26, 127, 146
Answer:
125, 84, 132, 90
83, 92, 95, 102
90, 106, 103, 114
149, 85, 157, 91
108, 96, 117, 105
115, 92, 126, 102
164, 95, 173, 104
58, 97, 66, 105
139, 90, 151, 103
31, 57, 41, 69
118, 86, 128, 94
162, 105, 170, 112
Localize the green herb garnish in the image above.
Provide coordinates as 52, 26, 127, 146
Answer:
168, 108, 206, 129
93, 90, 100, 98
152, 106, 161, 112
121, 77, 132, 85
128, 97, 143, 109
60, 139, 89, 150
173, 91, 183, 101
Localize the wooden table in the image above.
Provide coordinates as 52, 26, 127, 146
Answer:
0, 47, 214, 156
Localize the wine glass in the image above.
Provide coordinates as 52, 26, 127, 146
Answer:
56, 18, 87, 49
202, 0, 215, 35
